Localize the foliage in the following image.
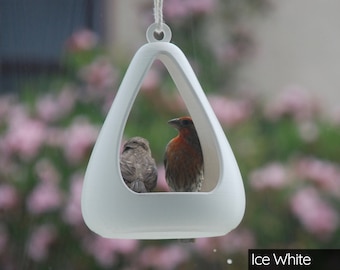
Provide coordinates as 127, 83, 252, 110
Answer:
1, 1, 339, 269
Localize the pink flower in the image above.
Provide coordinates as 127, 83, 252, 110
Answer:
290, 187, 339, 239
79, 57, 117, 90
63, 173, 84, 226
27, 182, 63, 215
156, 165, 170, 191
264, 85, 318, 122
138, 245, 188, 269
141, 68, 161, 92
218, 228, 256, 253
208, 95, 252, 127
195, 229, 255, 256
36, 96, 60, 122
36, 88, 75, 122
62, 118, 99, 164
188, 0, 217, 14
3, 116, 46, 160
164, 0, 191, 20
164, 0, 216, 21
84, 236, 138, 267
84, 237, 117, 267
194, 237, 220, 257
0, 184, 19, 210
27, 224, 57, 261
249, 162, 290, 190
65, 29, 98, 51
295, 157, 340, 196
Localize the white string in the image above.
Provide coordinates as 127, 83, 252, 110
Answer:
153, 0, 164, 33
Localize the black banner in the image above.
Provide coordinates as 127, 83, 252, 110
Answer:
249, 249, 340, 269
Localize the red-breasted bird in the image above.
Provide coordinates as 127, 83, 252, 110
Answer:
164, 116, 204, 192
120, 137, 158, 193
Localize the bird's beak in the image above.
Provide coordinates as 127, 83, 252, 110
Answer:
168, 118, 180, 128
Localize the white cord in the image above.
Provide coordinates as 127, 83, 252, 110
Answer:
154, 0, 164, 33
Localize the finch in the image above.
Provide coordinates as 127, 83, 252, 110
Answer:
164, 116, 204, 192
120, 137, 158, 193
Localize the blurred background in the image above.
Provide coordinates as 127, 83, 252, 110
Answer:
0, 0, 340, 269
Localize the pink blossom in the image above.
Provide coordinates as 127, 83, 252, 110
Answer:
62, 118, 99, 164
141, 68, 161, 92
3, 116, 46, 160
36, 96, 60, 122
290, 187, 339, 239
208, 95, 252, 127
4, 103, 27, 125
164, 0, 216, 21
65, 29, 98, 51
217, 228, 256, 253
84, 236, 138, 267
164, 0, 190, 20
0, 184, 19, 210
63, 173, 84, 226
79, 57, 117, 90
27, 224, 57, 261
138, 245, 188, 269
36, 88, 75, 122
264, 85, 318, 122
188, 0, 217, 14
27, 182, 63, 215
295, 158, 340, 197
194, 237, 220, 257
249, 162, 290, 190
195, 229, 255, 256
156, 165, 170, 191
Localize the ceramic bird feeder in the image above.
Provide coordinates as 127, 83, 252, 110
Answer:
81, 22, 245, 240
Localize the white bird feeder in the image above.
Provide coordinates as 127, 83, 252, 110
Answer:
81, 23, 245, 240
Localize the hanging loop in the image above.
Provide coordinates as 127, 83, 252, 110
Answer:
146, 22, 172, 43
148, 0, 171, 43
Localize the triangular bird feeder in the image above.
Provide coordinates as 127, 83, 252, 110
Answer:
81, 23, 245, 240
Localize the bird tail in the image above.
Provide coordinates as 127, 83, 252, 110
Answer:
130, 181, 147, 193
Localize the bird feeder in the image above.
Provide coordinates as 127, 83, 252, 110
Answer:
81, 23, 245, 240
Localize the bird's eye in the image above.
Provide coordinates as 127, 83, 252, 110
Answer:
181, 119, 191, 126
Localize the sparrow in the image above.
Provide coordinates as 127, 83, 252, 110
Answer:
120, 137, 157, 193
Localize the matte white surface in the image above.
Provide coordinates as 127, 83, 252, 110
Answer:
81, 27, 245, 239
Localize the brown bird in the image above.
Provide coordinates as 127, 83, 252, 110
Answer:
120, 137, 158, 193
164, 116, 204, 192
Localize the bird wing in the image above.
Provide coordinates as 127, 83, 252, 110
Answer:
143, 160, 158, 191
120, 159, 137, 184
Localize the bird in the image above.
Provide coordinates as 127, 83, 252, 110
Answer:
120, 137, 158, 193
164, 116, 204, 192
